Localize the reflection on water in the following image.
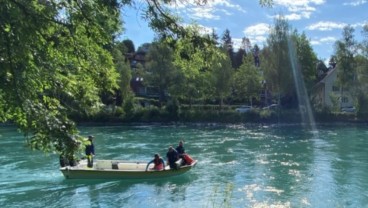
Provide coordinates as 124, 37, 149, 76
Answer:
1, 124, 368, 207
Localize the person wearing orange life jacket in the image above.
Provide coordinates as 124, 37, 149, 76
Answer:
175, 140, 195, 165
145, 153, 166, 171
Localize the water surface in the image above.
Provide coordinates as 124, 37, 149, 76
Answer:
1, 124, 368, 207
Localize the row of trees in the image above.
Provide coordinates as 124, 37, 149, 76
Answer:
116, 18, 318, 111
120, 19, 368, 116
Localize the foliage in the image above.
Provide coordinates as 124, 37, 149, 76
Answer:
210, 48, 234, 107
145, 41, 177, 104
316, 60, 328, 81
354, 24, 368, 115
262, 17, 293, 105
291, 31, 318, 91
355, 55, 368, 114
122, 39, 135, 53
111, 42, 132, 106
233, 56, 263, 105
233, 48, 246, 69
221, 29, 235, 67
165, 98, 179, 120
171, 25, 225, 104
143, 0, 273, 44
0, 0, 121, 157
261, 17, 318, 109
329, 93, 341, 112
335, 25, 356, 93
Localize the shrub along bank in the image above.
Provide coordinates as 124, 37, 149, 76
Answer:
71, 105, 362, 124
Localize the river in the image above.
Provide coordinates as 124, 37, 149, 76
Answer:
1, 124, 368, 207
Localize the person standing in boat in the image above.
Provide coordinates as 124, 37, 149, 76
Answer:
145, 153, 165, 171
175, 140, 195, 165
85, 135, 95, 168
166, 146, 179, 169
176, 140, 186, 165
176, 140, 185, 156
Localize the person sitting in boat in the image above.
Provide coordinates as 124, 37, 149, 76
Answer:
145, 153, 165, 171
166, 146, 179, 169
85, 135, 95, 168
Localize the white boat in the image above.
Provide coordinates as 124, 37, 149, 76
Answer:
60, 159, 197, 179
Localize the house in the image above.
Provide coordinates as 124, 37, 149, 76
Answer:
311, 67, 354, 109
125, 44, 160, 99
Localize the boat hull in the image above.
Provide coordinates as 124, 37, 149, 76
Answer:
60, 159, 197, 179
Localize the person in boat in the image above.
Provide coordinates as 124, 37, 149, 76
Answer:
145, 153, 165, 171
85, 135, 95, 168
175, 140, 195, 165
176, 140, 185, 156
166, 146, 179, 169
176, 140, 186, 165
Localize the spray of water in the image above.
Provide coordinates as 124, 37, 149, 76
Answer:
286, 37, 319, 137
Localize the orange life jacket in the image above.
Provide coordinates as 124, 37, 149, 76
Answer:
183, 154, 194, 165
154, 158, 164, 170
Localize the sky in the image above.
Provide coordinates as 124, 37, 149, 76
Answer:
120, 0, 368, 61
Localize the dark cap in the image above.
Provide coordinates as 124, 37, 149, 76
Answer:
88, 135, 94, 140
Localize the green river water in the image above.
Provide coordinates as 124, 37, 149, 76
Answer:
1, 124, 368, 208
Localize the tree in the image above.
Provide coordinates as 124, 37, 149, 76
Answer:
210, 28, 220, 46
328, 56, 337, 69
233, 48, 246, 69
233, 38, 253, 69
334, 25, 356, 108
253, 44, 261, 67
145, 41, 177, 105
316, 60, 328, 81
211, 49, 234, 107
122, 39, 135, 53
362, 24, 368, 57
233, 56, 263, 105
221, 29, 235, 68
262, 17, 294, 107
0, 0, 121, 157
354, 54, 368, 114
111, 42, 132, 107
355, 24, 368, 114
171, 25, 222, 105
292, 31, 318, 91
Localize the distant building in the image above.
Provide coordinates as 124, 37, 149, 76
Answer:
311, 67, 354, 109
125, 44, 160, 99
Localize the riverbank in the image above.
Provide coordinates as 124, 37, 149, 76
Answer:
2, 108, 366, 128
72, 107, 368, 125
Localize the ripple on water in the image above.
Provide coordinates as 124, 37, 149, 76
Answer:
240, 184, 291, 208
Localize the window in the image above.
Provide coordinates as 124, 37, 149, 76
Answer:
342, 97, 349, 103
